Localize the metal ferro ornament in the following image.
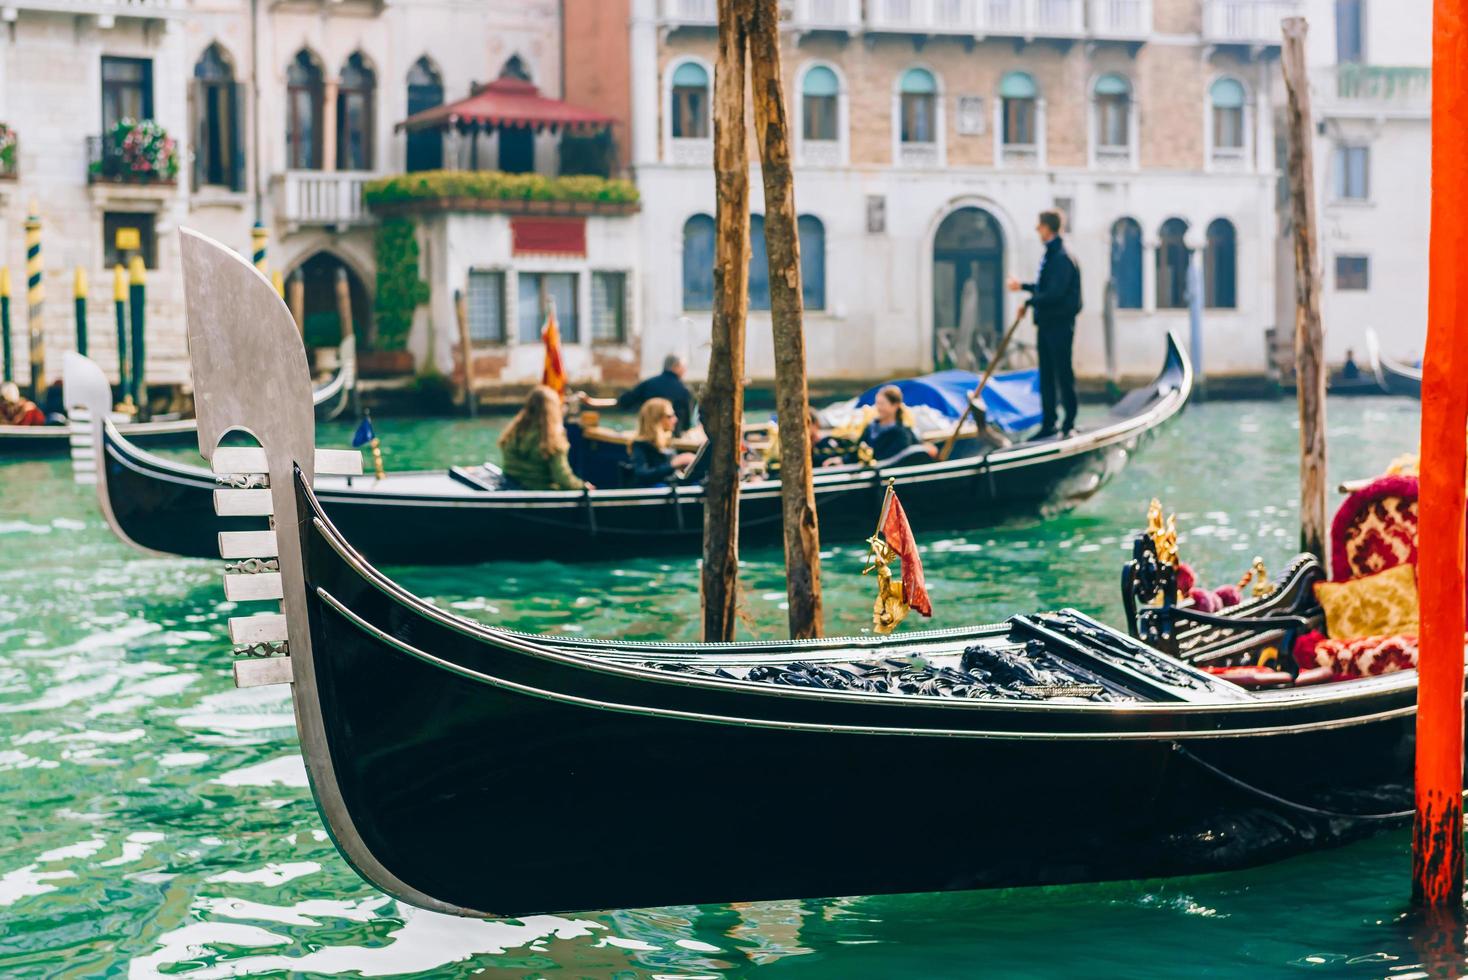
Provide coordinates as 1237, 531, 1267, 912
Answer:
864, 535, 909, 634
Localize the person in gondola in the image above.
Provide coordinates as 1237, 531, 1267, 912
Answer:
1342, 349, 1361, 381
581, 354, 696, 436
824, 385, 937, 467
0, 382, 45, 426
628, 397, 697, 487
497, 385, 594, 492
807, 407, 846, 467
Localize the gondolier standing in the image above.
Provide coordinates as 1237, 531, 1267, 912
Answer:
1008, 209, 1081, 438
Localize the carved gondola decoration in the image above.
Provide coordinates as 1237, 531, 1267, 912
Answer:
1366, 327, 1423, 398
162, 227, 1454, 918
66, 331, 1193, 565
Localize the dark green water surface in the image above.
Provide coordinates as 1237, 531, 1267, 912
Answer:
2, 396, 1457, 978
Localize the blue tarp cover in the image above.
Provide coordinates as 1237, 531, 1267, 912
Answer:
855, 368, 1043, 433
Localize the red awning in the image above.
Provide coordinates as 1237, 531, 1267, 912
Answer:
398, 77, 616, 134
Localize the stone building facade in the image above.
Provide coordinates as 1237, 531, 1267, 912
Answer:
620, 0, 1300, 383
0, 0, 565, 392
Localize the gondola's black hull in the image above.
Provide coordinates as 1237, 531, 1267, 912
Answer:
95, 336, 1188, 564
103, 424, 1140, 564
299, 487, 1424, 916
1379, 359, 1423, 398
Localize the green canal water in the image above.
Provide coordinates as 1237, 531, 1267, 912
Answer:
0, 395, 1456, 978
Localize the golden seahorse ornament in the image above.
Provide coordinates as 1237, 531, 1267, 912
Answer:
864, 535, 909, 635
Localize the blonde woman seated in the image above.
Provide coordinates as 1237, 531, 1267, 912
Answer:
823, 384, 938, 467
629, 397, 697, 487
497, 386, 594, 491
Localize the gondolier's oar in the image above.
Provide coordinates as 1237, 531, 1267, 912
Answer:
938, 301, 1028, 461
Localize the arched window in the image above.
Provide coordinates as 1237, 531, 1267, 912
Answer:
1110, 217, 1143, 310
682, 214, 715, 311
406, 57, 443, 172
1094, 73, 1131, 159
899, 68, 937, 144
671, 62, 710, 140
802, 65, 839, 143
1156, 218, 1191, 309
286, 50, 323, 170
193, 44, 241, 189
1204, 218, 1237, 309
799, 215, 825, 311
1000, 71, 1037, 148
337, 52, 375, 171
1210, 78, 1246, 151
500, 55, 531, 82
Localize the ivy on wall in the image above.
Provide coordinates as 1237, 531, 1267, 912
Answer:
373, 218, 429, 352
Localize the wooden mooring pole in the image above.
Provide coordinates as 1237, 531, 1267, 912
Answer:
1280, 18, 1328, 565
1412, 0, 1468, 911
701, 0, 751, 643
748, 0, 823, 639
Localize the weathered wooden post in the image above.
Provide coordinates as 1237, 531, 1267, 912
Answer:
73, 267, 88, 357
333, 267, 354, 353
289, 270, 306, 332
455, 288, 477, 417
1280, 18, 1328, 563
702, 0, 751, 643
25, 204, 43, 400
1, 267, 11, 383
128, 255, 146, 419
1412, 0, 1468, 911
271, 270, 285, 300
747, 0, 823, 639
112, 264, 128, 403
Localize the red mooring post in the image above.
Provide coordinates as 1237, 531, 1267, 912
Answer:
1412, 0, 1468, 910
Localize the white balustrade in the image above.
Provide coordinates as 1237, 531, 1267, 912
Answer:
277, 171, 377, 228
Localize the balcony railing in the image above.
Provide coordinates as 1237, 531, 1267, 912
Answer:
791, 0, 863, 31
276, 170, 377, 227
867, 0, 1083, 35
1314, 65, 1430, 117
1201, 0, 1299, 46
659, 0, 716, 25
1088, 0, 1150, 38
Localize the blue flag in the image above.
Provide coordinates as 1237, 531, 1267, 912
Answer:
352, 416, 376, 448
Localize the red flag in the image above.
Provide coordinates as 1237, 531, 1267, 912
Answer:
882, 491, 931, 616
541, 303, 566, 396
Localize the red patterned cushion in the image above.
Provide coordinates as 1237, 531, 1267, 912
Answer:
1330, 475, 1419, 582
1302, 633, 1419, 678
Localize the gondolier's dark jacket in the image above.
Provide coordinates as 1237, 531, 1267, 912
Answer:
1021, 236, 1082, 331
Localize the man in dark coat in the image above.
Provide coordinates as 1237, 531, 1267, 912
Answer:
1008, 209, 1081, 438
583, 354, 696, 435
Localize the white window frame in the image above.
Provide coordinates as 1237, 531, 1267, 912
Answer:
1330, 142, 1372, 204
465, 266, 510, 345
1203, 74, 1252, 174
794, 59, 848, 168
1087, 72, 1138, 171
992, 75, 1046, 169
662, 54, 714, 166
590, 268, 634, 345
892, 64, 945, 169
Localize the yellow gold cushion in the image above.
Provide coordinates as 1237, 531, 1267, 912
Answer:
1314, 564, 1419, 641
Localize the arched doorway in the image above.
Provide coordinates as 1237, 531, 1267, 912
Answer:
293, 252, 371, 350
933, 207, 1004, 371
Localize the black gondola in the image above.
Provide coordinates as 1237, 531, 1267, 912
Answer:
174, 228, 1449, 919
3, 335, 355, 457
1367, 328, 1423, 398
65, 333, 1190, 565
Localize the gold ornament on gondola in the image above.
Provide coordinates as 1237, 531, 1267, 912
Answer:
865, 535, 909, 634
1146, 498, 1178, 567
